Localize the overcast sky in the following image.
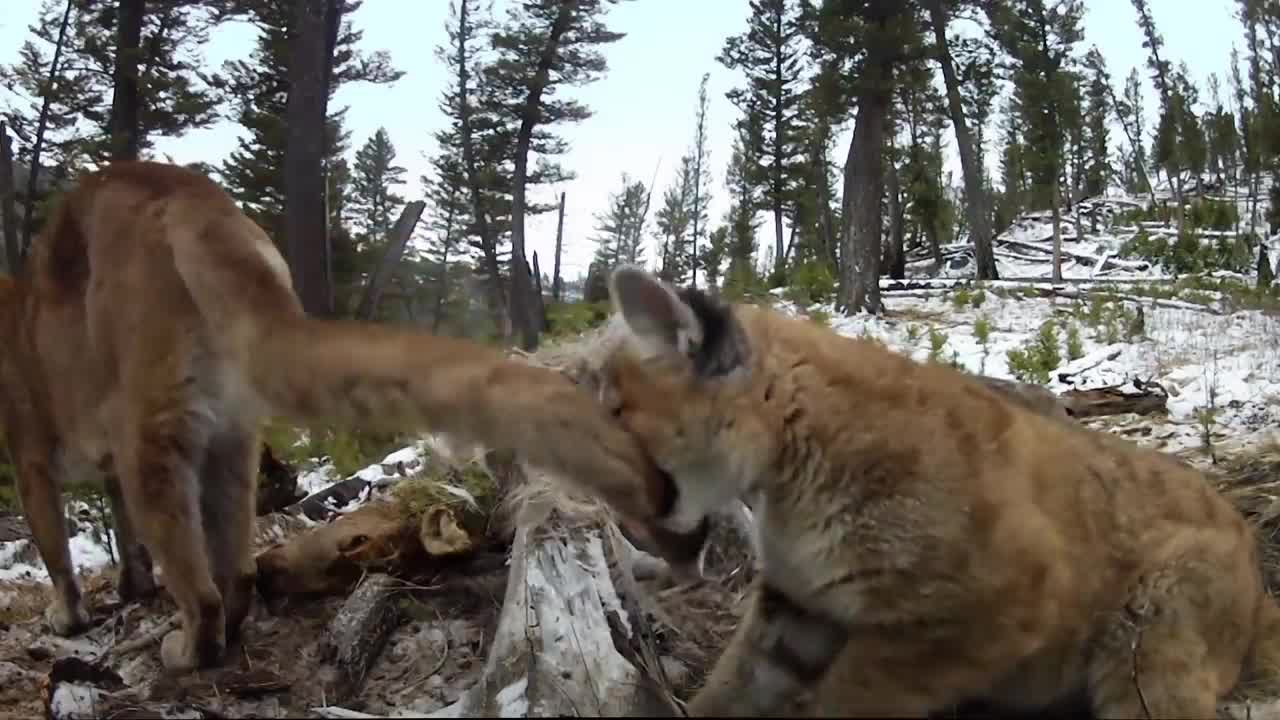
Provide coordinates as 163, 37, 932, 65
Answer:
0, 0, 1249, 281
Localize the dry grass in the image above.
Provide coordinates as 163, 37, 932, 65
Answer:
0, 580, 47, 626
1218, 444, 1280, 592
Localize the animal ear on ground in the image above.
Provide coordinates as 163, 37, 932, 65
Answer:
608, 265, 704, 357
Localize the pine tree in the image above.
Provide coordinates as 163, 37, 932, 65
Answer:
217, 0, 402, 254
994, 94, 1028, 231
990, 0, 1084, 282
0, 0, 227, 168
483, 0, 626, 351
1082, 48, 1111, 197
592, 174, 649, 272
655, 156, 695, 285
421, 148, 471, 333
348, 127, 407, 258
1114, 66, 1154, 198
718, 0, 808, 284
687, 73, 713, 287
820, 0, 919, 314
925, 0, 999, 279
897, 55, 950, 269
432, 0, 509, 338
701, 225, 730, 291
1205, 73, 1240, 187
723, 128, 763, 298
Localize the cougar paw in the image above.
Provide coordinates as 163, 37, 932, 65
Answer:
160, 629, 199, 673
45, 596, 90, 637
161, 626, 227, 674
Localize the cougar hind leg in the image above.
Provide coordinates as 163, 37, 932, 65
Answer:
15, 452, 90, 636
198, 420, 261, 650
102, 472, 157, 603
116, 400, 227, 673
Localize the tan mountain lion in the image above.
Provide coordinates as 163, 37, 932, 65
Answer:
590, 264, 1280, 718
0, 161, 670, 674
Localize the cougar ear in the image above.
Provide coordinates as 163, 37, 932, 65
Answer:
609, 265, 704, 357
608, 264, 749, 377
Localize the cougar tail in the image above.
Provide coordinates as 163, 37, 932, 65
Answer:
168, 207, 667, 522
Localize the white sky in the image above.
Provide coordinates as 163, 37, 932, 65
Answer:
0, 0, 1249, 282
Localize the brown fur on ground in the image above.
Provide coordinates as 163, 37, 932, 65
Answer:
585, 264, 1280, 718
0, 161, 669, 675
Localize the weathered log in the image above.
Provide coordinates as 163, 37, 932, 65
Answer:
319, 572, 403, 704
1021, 285, 1224, 315
1060, 384, 1168, 419
414, 511, 679, 718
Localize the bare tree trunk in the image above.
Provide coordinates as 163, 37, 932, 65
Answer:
108, 0, 144, 161
508, 0, 577, 352
284, 0, 335, 317
432, 248, 451, 334
20, 0, 74, 260
551, 191, 564, 302
354, 200, 425, 321
453, 0, 507, 338
0, 124, 19, 274
837, 28, 892, 315
927, 0, 997, 280
531, 251, 546, 333
1050, 177, 1064, 282
884, 142, 906, 280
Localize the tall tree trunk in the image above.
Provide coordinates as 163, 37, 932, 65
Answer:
1050, 176, 1064, 282
20, 0, 74, 260
927, 0, 997, 280
0, 124, 18, 274
551, 191, 564, 302
108, 0, 144, 161
884, 142, 906, 280
531, 250, 546, 333
354, 200, 425, 321
453, 0, 507, 338
284, 0, 335, 316
771, 10, 786, 285
431, 204, 455, 334
508, 0, 577, 352
837, 36, 892, 315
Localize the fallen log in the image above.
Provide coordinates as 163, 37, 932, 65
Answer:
418, 507, 679, 718
1060, 384, 1168, 419
320, 572, 404, 704
1019, 285, 1224, 315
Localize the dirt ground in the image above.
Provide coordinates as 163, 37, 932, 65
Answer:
0, 524, 510, 719
3, 439, 1279, 719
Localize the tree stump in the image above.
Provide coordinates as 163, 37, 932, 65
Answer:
417, 512, 678, 718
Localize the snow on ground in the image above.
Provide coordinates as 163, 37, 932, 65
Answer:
2, 187, 1276, 592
